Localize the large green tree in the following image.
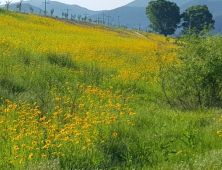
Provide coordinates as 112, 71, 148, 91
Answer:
146, 0, 180, 37
181, 5, 215, 34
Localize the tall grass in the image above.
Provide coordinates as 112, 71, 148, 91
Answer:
0, 9, 222, 169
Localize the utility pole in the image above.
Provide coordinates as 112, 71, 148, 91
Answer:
118, 16, 120, 27
111, 19, 114, 26
83, 13, 89, 22
102, 12, 105, 24
97, 14, 101, 24
64, 6, 71, 19
107, 14, 111, 26
19, 0, 23, 12
42, 0, 49, 16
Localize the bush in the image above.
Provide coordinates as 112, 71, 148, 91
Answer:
161, 34, 222, 109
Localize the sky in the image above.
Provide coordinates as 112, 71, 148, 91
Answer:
3, 0, 135, 11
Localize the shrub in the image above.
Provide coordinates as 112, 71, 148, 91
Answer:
161, 34, 222, 109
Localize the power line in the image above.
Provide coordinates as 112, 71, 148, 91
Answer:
102, 12, 105, 24
64, 6, 71, 19
42, 0, 49, 16
97, 14, 101, 24
19, 0, 23, 12
107, 14, 111, 26
118, 16, 120, 27
110, 19, 114, 26
83, 13, 89, 21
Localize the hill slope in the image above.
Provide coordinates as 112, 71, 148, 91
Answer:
2, 1, 100, 18
1, 0, 222, 34
0, 8, 221, 170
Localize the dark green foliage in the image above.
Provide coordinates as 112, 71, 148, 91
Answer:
0, 76, 26, 93
0, 8, 6, 14
181, 5, 215, 34
161, 34, 222, 109
146, 0, 180, 36
47, 53, 80, 70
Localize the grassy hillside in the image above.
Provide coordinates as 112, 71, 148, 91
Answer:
0, 9, 222, 170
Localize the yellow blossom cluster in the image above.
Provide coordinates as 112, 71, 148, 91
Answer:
0, 82, 136, 165
0, 10, 178, 166
0, 11, 177, 83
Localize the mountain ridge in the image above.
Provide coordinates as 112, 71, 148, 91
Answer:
1, 0, 221, 35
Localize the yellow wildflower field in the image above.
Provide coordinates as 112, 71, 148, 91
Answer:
0, 9, 178, 169
0, 11, 177, 82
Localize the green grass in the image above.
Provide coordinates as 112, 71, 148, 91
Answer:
0, 9, 222, 170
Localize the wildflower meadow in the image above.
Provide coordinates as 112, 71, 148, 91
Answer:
1, 8, 222, 169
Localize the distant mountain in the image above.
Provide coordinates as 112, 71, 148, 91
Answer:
126, 0, 193, 7
1, 1, 100, 19
180, 0, 222, 34
122, 0, 222, 34
180, 0, 222, 17
1, 0, 222, 35
214, 14, 222, 33
1, 3, 41, 15
88, 0, 194, 31
88, 6, 149, 30
37, 1, 100, 17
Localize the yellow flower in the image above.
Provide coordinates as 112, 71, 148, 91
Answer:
48, 135, 54, 140
94, 132, 99, 135
4, 109, 9, 113
9, 160, 15, 164
57, 144, 62, 148
32, 141, 37, 146
54, 97, 62, 101
113, 132, 118, 137
41, 153, 46, 157
120, 112, 125, 116
55, 106, 60, 109
14, 146, 19, 150
40, 115, 46, 121
217, 130, 221, 134
28, 153, 33, 159
42, 145, 49, 149
46, 140, 51, 145
82, 146, 86, 150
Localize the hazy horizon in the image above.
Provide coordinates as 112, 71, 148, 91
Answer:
1, 0, 135, 11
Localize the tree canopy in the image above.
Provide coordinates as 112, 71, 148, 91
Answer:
146, 0, 180, 37
181, 5, 215, 34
